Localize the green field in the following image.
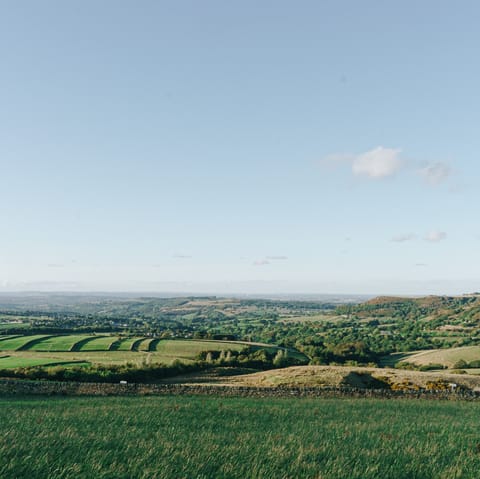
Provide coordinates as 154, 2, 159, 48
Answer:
137, 338, 155, 351
77, 336, 119, 351
114, 337, 147, 351
0, 335, 295, 369
27, 335, 95, 352
0, 335, 20, 342
0, 356, 88, 369
152, 339, 248, 359
0, 335, 53, 351
1, 395, 479, 478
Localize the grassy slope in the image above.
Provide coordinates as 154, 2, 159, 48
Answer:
0, 335, 52, 351
215, 365, 480, 391
27, 335, 96, 352
77, 336, 119, 351
1, 395, 480, 479
153, 339, 247, 359
0, 335, 20, 342
137, 338, 154, 351
153, 339, 306, 361
115, 337, 147, 351
406, 346, 480, 368
0, 357, 88, 368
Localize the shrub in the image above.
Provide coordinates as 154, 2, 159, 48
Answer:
453, 359, 468, 369
419, 363, 446, 371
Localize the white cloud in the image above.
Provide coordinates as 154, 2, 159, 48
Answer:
173, 254, 192, 259
391, 233, 416, 243
424, 231, 447, 243
418, 162, 452, 185
323, 149, 460, 189
352, 147, 403, 179
266, 256, 288, 260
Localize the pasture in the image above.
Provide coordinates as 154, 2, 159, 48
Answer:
0, 335, 54, 351
0, 334, 293, 369
405, 346, 480, 368
1, 395, 480, 478
27, 335, 96, 352
77, 336, 120, 351
152, 339, 247, 360
113, 337, 147, 351
0, 356, 88, 369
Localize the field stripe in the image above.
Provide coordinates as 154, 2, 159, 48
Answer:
130, 338, 146, 351
148, 338, 161, 352
70, 337, 97, 351
17, 335, 59, 351
109, 339, 123, 351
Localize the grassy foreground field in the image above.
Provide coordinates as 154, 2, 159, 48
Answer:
1, 395, 480, 479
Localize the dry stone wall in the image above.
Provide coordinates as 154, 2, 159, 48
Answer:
1, 378, 480, 400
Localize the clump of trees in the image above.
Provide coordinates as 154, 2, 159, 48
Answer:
452, 359, 480, 369
197, 347, 304, 370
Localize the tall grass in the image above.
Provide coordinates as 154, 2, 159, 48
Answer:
1, 396, 480, 478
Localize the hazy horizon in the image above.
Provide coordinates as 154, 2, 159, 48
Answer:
0, 279, 478, 298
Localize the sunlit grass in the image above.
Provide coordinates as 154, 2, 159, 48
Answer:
1, 396, 480, 478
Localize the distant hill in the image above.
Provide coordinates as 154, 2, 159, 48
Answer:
343, 294, 480, 323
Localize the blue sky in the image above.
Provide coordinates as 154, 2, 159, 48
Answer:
1, 1, 479, 295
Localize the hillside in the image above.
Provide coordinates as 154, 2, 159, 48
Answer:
166, 364, 480, 392
349, 294, 480, 321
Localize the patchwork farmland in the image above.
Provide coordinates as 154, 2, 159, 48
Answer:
0, 334, 297, 370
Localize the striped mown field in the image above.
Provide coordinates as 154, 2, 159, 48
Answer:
113, 337, 148, 351
77, 336, 120, 351
0, 335, 300, 369
0, 335, 54, 351
27, 335, 96, 352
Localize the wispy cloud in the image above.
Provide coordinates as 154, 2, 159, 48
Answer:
390, 231, 448, 244
424, 231, 447, 243
47, 263, 65, 268
415, 263, 428, 267
253, 259, 270, 266
173, 254, 192, 259
266, 255, 288, 260
391, 233, 416, 243
418, 162, 452, 186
